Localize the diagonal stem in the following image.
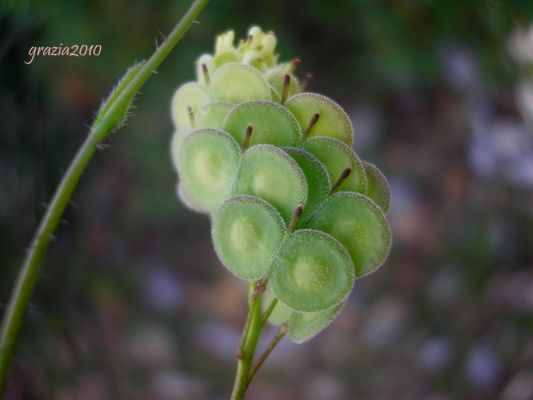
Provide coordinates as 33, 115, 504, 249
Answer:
261, 298, 278, 325
244, 323, 288, 392
231, 282, 287, 399
0, 0, 210, 393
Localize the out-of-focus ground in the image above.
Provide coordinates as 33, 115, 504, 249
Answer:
1, 1, 533, 399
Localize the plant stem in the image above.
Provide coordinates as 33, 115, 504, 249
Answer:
0, 0, 210, 393
231, 283, 287, 399
261, 298, 278, 325
236, 282, 258, 359
244, 324, 288, 393
231, 284, 263, 400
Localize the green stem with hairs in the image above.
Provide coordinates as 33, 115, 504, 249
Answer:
0, 0, 210, 393
231, 281, 287, 400
231, 286, 263, 400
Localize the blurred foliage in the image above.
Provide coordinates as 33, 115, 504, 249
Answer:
1, 0, 533, 399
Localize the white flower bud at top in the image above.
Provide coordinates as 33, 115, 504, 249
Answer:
248, 26, 261, 39
215, 30, 236, 54
262, 34, 276, 55
224, 30, 235, 48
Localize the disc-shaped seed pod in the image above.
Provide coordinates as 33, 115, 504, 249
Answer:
178, 128, 241, 212
265, 68, 300, 101
170, 82, 211, 130
212, 195, 286, 280
169, 27, 393, 344
304, 137, 367, 194
284, 148, 331, 226
271, 229, 355, 312
213, 51, 241, 68
270, 88, 281, 103
170, 130, 185, 171
234, 144, 307, 222
288, 302, 345, 343
195, 101, 233, 129
363, 161, 391, 213
224, 100, 301, 147
286, 93, 354, 145
176, 182, 203, 213
210, 63, 272, 103
309, 192, 391, 277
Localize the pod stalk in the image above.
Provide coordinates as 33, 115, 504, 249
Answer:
201, 63, 210, 84
331, 167, 352, 193
280, 74, 291, 104
287, 205, 304, 234
302, 112, 320, 139
241, 124, 254, 151
187, 106, 195, 127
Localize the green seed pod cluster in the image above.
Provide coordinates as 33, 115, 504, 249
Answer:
170, 27, 392, 343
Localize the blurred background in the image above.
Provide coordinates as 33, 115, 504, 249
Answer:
2, 0, 533, 399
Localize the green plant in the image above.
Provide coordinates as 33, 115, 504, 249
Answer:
0, 0, 210, 394
171, 27, 392, 399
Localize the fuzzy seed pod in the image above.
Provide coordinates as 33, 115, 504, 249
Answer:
170, 27, 392, 343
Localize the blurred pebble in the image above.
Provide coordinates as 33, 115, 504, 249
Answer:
198, 322, 240, 361
469, 113, 533, 189
388, 178, 416, 217
389, 178, 432, 247
465, 342, 501, 388
419, 336, 454, 373
143, 264, 184, 312
440, 44, 480, 94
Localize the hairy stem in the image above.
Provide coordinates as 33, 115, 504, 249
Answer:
236, 282, 258, 359
231, 287, 263, 400
0, 0, 210, 393
231, 282, 287, 399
